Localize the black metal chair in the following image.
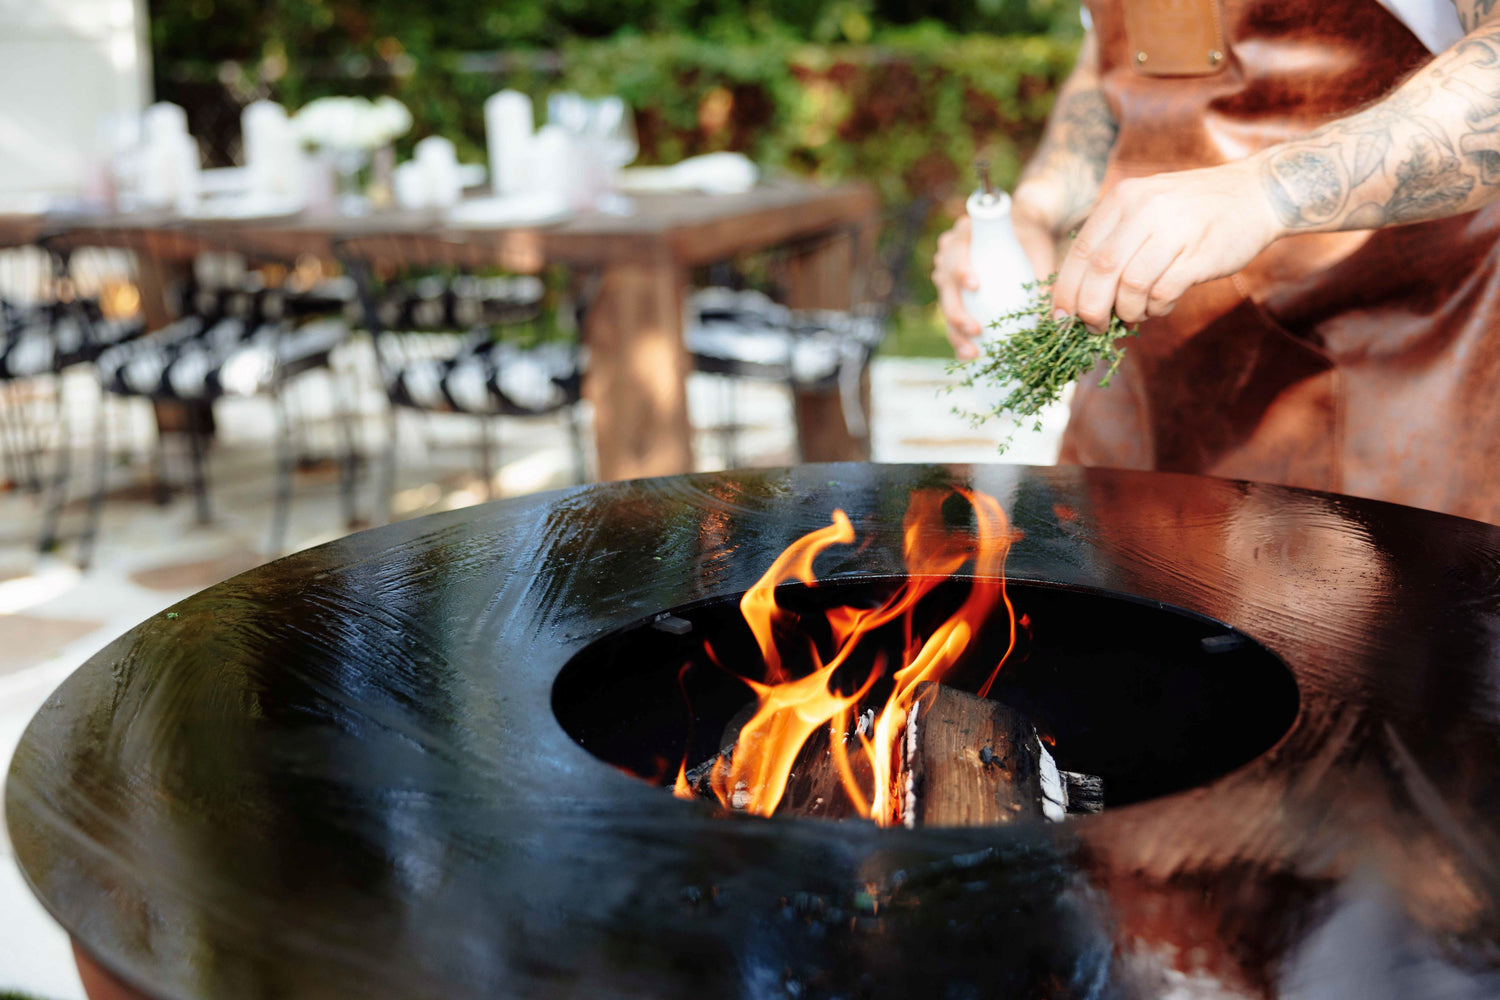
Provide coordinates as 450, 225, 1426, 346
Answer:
0, 245, 147, 565
341, 256, 588, 524
88, 275, 358, 555
683, 197, 932, 467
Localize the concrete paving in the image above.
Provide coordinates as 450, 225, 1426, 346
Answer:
0, 344, 1063, 998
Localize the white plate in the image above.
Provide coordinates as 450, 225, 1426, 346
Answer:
185, 195, 305, 220
445, 194, 572, 228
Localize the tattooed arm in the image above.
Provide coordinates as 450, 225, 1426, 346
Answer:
1458, 0, 1499, 34
1050, 10, 1500, 332
1262, 24, 1500, 230
936, 32, 1116, 358
1013, 33, 1119, 241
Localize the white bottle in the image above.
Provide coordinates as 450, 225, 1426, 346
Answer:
960, 185, 1034, 337
139, 103, 200, 214
243, 101, 306, 208
484, 90, 534, 196
415, 136, 462, 208
960, 173, 1072, 462
527, 125, 585, 209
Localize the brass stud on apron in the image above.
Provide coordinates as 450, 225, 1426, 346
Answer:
1135, 50, 1149, 65
1208, 49, 1224, 66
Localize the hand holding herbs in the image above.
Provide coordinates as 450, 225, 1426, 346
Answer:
951, 276, 1135, 451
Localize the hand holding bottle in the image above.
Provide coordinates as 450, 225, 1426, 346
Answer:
934, 175, 1059, 360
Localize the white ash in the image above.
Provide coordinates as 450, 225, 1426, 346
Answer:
730, 783, 751, 810
1038, 737, 1066, 822
902, 702, 921, 828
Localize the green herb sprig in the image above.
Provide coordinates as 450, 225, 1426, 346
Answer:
950, 276, 1135, 452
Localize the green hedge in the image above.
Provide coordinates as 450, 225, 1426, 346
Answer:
560, 28, 1077, 201
150, 0, 1081, 59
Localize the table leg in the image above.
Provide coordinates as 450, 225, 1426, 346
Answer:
783, 227, 874, 463
581, 259, 693, 480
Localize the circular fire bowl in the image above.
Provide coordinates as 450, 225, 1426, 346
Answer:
555, 579, 1299, 811
10, 465, 1500, 999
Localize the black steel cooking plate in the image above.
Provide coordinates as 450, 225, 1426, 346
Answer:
9, 464, 1500, 999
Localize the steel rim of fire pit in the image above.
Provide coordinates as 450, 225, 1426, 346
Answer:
9, 463, 1500, 999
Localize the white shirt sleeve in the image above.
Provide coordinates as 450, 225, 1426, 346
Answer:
1373, 0, 1465, 53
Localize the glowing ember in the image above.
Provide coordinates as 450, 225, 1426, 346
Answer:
674, 488, 1021, 826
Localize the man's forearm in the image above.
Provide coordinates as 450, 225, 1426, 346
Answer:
1259, 17, 1500, 232
1017, 33, 1118, 236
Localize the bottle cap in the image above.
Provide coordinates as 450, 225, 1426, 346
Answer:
968, 157, 1010, 217
966, 187, 1011, 220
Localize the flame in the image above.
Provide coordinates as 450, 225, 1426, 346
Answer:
688, 488, 1020, 826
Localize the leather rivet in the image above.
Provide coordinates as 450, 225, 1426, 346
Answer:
1134, 50, 1149, 65
1208, 49, 1224, 65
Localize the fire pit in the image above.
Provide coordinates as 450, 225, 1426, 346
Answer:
555, 575, 1298, 821
9, 464, 1500, 999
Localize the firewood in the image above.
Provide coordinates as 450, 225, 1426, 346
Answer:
901, 681, 1049, 828
684, 704, 871, 820
773, 723, 872, 821
684, 684, 1101, 826
1061, 771, 1105, 814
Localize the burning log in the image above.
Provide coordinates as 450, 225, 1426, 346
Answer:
682, 704, 874, 821
683, 684, 1101, 827
902, 682, 1054, 827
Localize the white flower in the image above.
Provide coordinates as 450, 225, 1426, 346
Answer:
371, 97, 413, 144
293, 96, 412, 151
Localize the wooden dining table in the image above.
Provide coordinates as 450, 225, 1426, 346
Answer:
0, 179, 881, 480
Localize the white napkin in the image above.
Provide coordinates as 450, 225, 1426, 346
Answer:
445, 193, 572, 228
619, 153, 758, 195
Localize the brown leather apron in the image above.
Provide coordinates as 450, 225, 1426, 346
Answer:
1060, 0, 1500, 524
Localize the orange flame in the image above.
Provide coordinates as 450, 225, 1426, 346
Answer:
690, 488, 1020, 826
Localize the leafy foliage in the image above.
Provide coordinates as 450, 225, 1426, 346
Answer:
150, 0, 1081, 58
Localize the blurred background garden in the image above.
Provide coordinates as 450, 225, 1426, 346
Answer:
151, 0, 1084, 355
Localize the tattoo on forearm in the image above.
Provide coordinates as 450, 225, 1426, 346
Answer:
1259, 22, 1500, 230
1458, 0, 1498, 34
1057, 91, 1118, 175
1262, 149, 1347, 227
1023, 89, 1118, 232
1385, 137, 1474, 222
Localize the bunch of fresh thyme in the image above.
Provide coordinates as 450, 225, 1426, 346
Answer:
950, 276, 1135, 451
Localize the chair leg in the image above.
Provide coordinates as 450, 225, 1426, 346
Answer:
327, 367, 361, 528
150, 422, 171, 506
19, 382, 45, 493
77, 387, 109, 571
3, 382, 43, 493
567, 404, 588, 486
185, 410, 212, 525
721, 378, 740, 470
269, 388, 295, 555
0, 384, 24, 490
476, 413, 495, 501
786, 377, 806, 464
37, 375, 72, 553
282, 377, 310, 467
378, 405, 398, 525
